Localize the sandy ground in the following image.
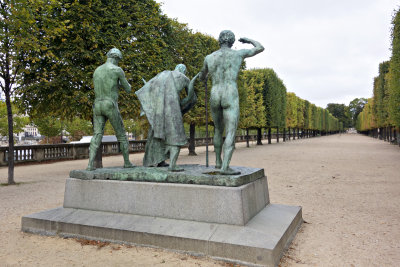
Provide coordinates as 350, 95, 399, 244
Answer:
0, 133, 399, 266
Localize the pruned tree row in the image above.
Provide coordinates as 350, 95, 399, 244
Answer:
238, 69, 341, 145
1, 0, 340, 184
356, 8, 400, 145
1, 0, 220, 183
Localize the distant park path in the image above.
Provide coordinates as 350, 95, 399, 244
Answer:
1, 133, 399, 266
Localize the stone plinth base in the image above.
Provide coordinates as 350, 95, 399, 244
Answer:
22, 165, 302, 267
22, 204, 302, 267
64, 176, 269, 225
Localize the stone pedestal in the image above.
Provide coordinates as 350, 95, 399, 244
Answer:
22, 165, 302, 267
64, 176, 269, 225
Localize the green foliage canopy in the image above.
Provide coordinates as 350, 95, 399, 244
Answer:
373, 61, 390, 127
388, 8, 400, 127
286, 93, 339, 132
64, 117, 93, 141
14, 0, 221, 137
262, 69, 286, 128
349, 98, 367, 125
286, 92, 298, 128
0, 101, 29, 137
356, 98, 376, 131
17, 0, 176, 120
356, 8, 400, 131
32, 116, 62, 140
326, 103, 352, 128
239, 69, 266, 129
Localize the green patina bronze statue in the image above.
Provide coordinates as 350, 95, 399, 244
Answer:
199, 30, 264, 175
136, 64, 198, 171
87, 48, 134, 171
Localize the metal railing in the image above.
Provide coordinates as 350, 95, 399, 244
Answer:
0, 134, 268, 166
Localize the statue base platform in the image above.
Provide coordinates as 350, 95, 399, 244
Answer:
22, 165, 302, 267
69, 164, 264, 187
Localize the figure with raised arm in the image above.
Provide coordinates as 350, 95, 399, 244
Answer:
199, 30, 264, 175
87, 48, 134, 171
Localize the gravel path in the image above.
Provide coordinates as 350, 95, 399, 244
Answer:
1, 134, 399, 266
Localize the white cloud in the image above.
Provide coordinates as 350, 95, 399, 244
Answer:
158, 0, 397, 108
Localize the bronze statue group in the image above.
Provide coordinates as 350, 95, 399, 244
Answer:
87, 30, 264, 175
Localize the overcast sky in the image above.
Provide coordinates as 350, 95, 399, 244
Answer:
157, 0, 398, 108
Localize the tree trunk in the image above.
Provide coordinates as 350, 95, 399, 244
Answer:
293, 128, 296, 140
246, 128, 250, 147
3, 30, 15, 185
397, 127, 400, 147
297, 128, 300, 139
188, 123, 197, 155
288, 127, 291, 140
6, 90, 15, 185
276, 127, 279, 143
385, 127, 388, 142
383, 127, 386, 141
283, 128, 286, 142
268, 128, 272, 144
384, 127, 386, 141
385, 126, 390, 142
60, 125, 63, 144
257, 128, 263, 145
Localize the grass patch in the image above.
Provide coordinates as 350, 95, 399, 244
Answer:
1, 182, 22, 186
0, 181, 38, 186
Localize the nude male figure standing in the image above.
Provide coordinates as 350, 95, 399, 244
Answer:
87, 48, 134, 171
199, 30, 264, 174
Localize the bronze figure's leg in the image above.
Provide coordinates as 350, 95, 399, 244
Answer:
108, 105, 134, 168
87, 112, 106, 171
168, 146, 183, 172
220, 100, 240, 175
211, 109, 224, 169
